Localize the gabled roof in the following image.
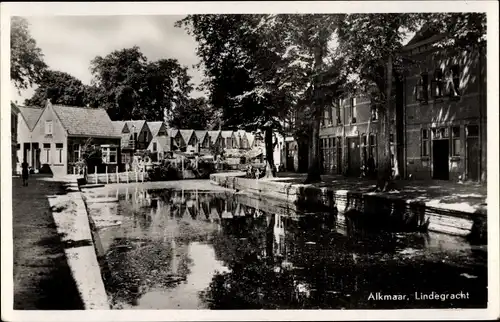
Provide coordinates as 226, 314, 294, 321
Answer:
246, 133, 255, 147
148, 135, 169, 151
125, 120, 147, 134
207, 130, 221, 144
147, 121, 165, 137
168, 128, 179, 138
220, 130, 235, 139
195, 130, 208, 142
112, 121, 128, 134
235, 130, 247, 138
19, 106, 43, 131
179, 129, 195, 144
52, 105, 120, 137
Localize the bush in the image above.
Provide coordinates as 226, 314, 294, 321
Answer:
196, 159, 216, 179
147, 160, 182, 181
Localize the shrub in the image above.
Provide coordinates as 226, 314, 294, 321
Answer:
147, 161, 182, 181
196, 159, 216, 179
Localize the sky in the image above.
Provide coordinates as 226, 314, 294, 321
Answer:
11, 15, 205, 104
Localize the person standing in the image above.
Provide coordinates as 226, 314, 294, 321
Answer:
21, 159, 29, 186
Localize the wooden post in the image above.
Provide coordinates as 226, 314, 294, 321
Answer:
135, 169, 138, 183
95, 166, 98, 184
116, 166, 119, 183
106, 166, 109, 184
127, 170, 129, 183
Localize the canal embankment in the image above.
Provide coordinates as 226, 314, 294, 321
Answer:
47, 175, 110, 309
210, 172, 487, 239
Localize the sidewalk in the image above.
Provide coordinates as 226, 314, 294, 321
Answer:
12, 175, 83, 309
271, 172, 487, 212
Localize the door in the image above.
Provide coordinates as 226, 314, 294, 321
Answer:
466, 137, 480, 181
286, 143, 294, 171
347, 137, 361, 177
432, 140, 449, 180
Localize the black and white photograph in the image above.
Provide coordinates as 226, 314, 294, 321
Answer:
1, 1, 498, 321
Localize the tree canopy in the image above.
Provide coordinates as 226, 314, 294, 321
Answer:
10, 17, 47, 92
89, 46, 193, 121
24, 70, 88, 107
168, 97, 217, 130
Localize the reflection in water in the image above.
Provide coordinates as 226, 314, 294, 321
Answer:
92, 188, 487, 310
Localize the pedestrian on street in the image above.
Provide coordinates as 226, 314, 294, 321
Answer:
21, 159, 29, 186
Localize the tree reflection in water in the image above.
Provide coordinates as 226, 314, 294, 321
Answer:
99, 189, 486, 309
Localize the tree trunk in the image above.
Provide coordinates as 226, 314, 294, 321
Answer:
305, 105, 322, 183
377, 56, 393, 191
264, 127, 275, 178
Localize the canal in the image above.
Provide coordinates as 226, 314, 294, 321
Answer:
84, 184, 487, 310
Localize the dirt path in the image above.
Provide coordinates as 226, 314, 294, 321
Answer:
12, 175, 83, 310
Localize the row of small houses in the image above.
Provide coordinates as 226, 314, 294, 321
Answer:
12, 100, 264, 177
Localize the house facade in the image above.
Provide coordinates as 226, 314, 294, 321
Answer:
11, 103, 20, 174
147, 122, 170, 161
220, 130, 237, 149
125, 121, 152, 151
26, 101, 122, 176
318, 26, 486, 183
179, 130, 197, 153
195, 130, 211, 153
402, 29, 486, 182
208, 130, 223, 149
17, 106, 44, 173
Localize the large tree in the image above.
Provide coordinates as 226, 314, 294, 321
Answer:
24, 70, 88, 107
177, 14, 293, 178
10, 17, 47, 92
89, 46, 193, 121
168, 97, 216, 130
274, 14, 347, 183
337, 14, 422, 190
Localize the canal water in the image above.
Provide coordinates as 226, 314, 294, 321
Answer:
85, 187, 487, 310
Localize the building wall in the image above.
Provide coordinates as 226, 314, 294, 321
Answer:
11, 106, 20, 174
31, 105, 69, 176
67, 136, 122, 174
320, 96, 379, 176
403, 45, 485, 182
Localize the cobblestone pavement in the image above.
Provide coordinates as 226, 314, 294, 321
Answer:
12, 175, 83, 310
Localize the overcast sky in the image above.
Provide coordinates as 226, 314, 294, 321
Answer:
12, 15, 204, 104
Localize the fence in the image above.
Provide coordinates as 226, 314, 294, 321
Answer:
85, 165, 148, 184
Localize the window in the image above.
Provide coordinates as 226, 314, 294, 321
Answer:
432, 68, 444, 98
43, 143, 51, 163
371, 104, 378, 121
336, 106, 342, 125
73, 144, 80, 162
45, 120, 53, 135
152, 142, 157, 152
369, 134, 377, 162
101, 145, 118, 164
158, 131, 165, 136
466, 125, 479, 137
451, 126, 460, 156
56, 143, 63, 164
421, 129, 430, 156
447, 64, 461, 98
16, 143, 20, 150
416, 72, 429, 103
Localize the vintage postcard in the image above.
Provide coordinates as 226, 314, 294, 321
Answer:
1, 1, 498, 321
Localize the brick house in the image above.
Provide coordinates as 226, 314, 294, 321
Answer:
402, 27, 486, 182
319, 26, 486, 183
125, 120, 152, 151
26, 101, 122, 176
